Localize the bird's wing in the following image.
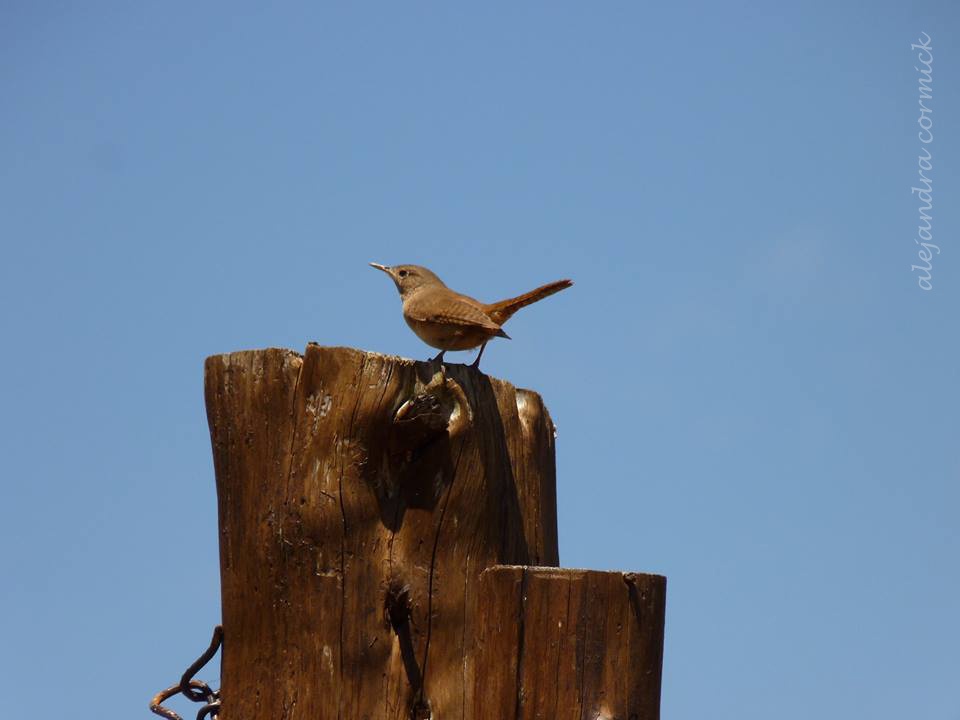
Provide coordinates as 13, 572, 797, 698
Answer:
405, 293, 502, 331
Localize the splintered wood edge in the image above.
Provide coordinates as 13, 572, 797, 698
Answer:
481, 565, 667, 584
203, 344, 550, 410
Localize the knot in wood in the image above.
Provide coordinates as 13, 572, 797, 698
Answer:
384, 581, 412, 632
391, 374, 471, 458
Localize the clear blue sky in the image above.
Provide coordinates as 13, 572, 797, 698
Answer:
1, 3, 957, 718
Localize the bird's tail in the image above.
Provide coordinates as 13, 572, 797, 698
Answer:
485, 279, 573, 325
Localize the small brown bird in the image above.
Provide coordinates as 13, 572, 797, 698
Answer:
370, 263, 572, 368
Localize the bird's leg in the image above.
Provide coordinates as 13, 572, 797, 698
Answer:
432, 349, 446, 364
469, 342, 487, 369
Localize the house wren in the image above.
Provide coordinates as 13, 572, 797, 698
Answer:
370, 263, 572, 368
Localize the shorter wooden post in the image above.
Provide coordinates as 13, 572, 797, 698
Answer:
474, 566, 666, 720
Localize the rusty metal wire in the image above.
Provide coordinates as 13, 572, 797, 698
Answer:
150, 625, 223, 720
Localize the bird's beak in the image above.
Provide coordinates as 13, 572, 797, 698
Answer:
369, 262, 390, 275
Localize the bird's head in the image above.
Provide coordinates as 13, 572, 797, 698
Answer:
369, 263, 445, 299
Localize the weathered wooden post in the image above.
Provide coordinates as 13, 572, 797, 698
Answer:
202, 344, 665, 719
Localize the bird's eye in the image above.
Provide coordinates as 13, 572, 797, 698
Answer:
398, 270, 408, 278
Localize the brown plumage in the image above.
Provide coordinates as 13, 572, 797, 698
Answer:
484, 280, 574, 325
370, 263, 573, 368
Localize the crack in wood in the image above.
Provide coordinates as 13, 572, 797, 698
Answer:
415, 431, 467, 717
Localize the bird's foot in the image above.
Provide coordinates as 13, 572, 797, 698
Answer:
469, 343, 487, 370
